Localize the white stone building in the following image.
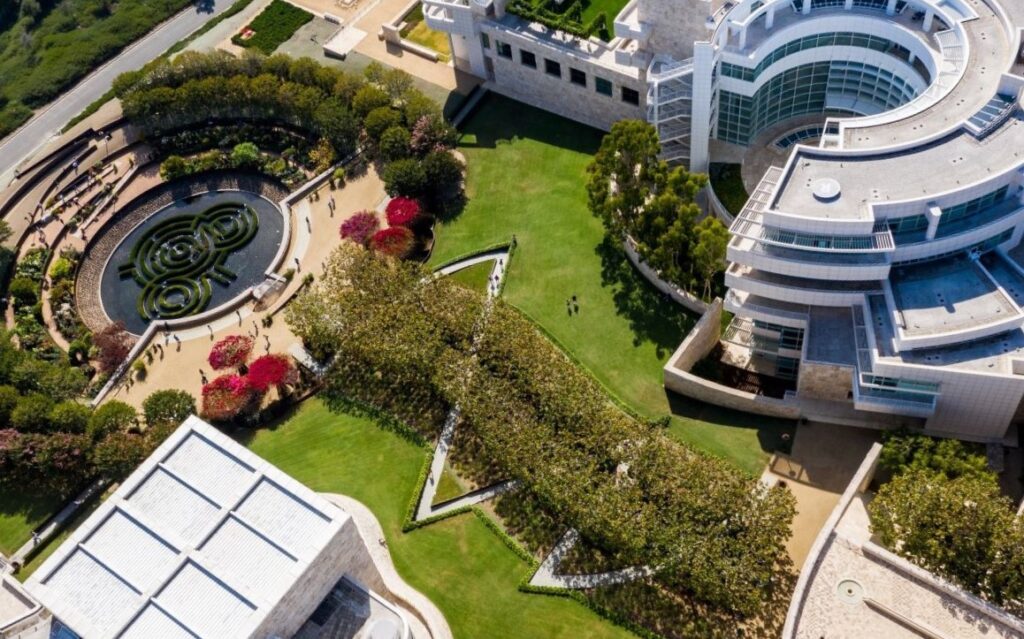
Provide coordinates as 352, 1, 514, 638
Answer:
21, 416, 438, 639
426, 0, 1024, 441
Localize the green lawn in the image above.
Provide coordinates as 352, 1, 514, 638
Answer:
239, 399, 636, 639
446, 261, 493, 292
578, 0, 630, 27
433, 94, 792, 475
16, 489, 109, 581
433, 465, 465, 505
232, 0, 314, 54
400, 5, 452, 62
710, 163, 750, 216
0, 487, 64, 556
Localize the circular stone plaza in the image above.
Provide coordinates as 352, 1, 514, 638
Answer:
425, 0, 1024, 444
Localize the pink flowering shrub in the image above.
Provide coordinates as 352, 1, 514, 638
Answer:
340, 211, 380, 246
201, 374, 255, 421
369, 227, 414, 257
208, 335, 254, 370
385, 197, 421, 227
246, 354, 299, 392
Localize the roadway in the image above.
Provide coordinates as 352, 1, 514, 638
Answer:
0, 0, 233, 184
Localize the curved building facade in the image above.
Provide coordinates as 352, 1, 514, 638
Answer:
427, 0, 1024, 440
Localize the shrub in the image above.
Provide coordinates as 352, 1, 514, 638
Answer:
332, 167, 347, 186
11, 393, 54, 432
409, 114, 457, 155
247, 354, 298, 393
87, 401, 137, 441
370, 227, 415, 257
49, 401, 91, 434
340, 211, 380, 246
9, 277, 38, 308
201, 374, 256, 422
382, 158, 427, 197
880, 430, 988, 480
385, 197, 421, 227
379, 126, 412, 163
93, 322, 134, 375
230, 142, 261, 168
160, 155, 189, 181
142, 389, 196, 428
0, 385, 19, 425
422, 150, 464, 203
91, 432, 150, 480
363, 106, 403, 143
352, 85, 391, 118
208, 335, 254, 370
48, 257, 74, 282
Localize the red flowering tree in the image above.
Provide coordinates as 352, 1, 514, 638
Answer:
340, 211, 380, 246
385, 197, 421, 227
370, 226, 414, 258
208, 335, 254, 370
200, 374, 255, 421
247, 354, 299, 393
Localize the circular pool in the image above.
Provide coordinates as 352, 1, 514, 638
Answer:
98, 190, 284, 335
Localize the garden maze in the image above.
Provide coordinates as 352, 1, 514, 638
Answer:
118, 202, 260, 320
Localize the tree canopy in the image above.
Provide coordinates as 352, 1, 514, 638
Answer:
586, 120, 728, 298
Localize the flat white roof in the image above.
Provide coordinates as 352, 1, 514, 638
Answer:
25, 416, 349, 639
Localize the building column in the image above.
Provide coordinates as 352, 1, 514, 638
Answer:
802, 0, 812, 15
687, 42, 715, 172
844, 0, 853, 9
923, 9, 935, 30
739, 26, 747, 49
886, 0, 897, 15
925, 204, 942, 241
766, 6, 775, 28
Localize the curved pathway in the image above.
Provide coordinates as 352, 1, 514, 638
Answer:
322, 493, 453, 639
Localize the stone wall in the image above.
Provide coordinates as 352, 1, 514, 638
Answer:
637, 0, 723, 62
796, 361, 854, 402
668, 297, 722, 371
481, 25, 646, 131
255, 519, 377, 639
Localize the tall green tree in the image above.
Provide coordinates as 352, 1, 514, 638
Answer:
692, 217, 730, 301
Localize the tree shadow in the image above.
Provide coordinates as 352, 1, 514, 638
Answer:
455, 93, 602, 156
595, 235, 693, 359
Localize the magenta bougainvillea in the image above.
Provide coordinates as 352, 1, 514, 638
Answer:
201, 374, 255, 421
385, 197, 421, 227
370, 226, 414, 257
208, 335, 254, 370
246, 354, 299, 392
340, 211, 381, 246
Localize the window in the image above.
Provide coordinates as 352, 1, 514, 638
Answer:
481, 33, 490, 49
496, 40, 511, 58
595, 77, 612, 96
545, 59, 561, 77
520, 50, 537, 68
621, 87, 640, 105
570, 68, 586, 86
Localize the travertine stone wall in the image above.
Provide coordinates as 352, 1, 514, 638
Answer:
668, 297, 722, 372
481, 26, 646, 130
797, 361, 854, 402
637, 0, 723, 61
254, 519, 376, 639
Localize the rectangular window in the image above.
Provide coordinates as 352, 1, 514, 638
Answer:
520, 50, 537, 68
595, 77, 612, 96
570, 68, 586, 86
621, 87, 640, 105
496, 41, 511, 58
481, 33, 490, 49
544, 58, 561, 77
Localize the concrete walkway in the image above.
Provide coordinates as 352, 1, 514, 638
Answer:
412, 251, 512, 522
528, 529, 656, 590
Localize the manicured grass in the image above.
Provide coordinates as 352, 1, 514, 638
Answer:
432, 94, 792, 476
239, 399, 636, 639
0, 487, 64, 556
16, 489, 109, 582
400, 5, 452, 62
446, 261, 493, 292
710, 163, 750, 216
433, 465, 465, 505
578, 0, 630, 27
232, 0, 314, 55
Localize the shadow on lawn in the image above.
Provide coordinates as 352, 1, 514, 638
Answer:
455, 93, 602, 156
666, 390, 796, 458
595, 235, 693, 358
